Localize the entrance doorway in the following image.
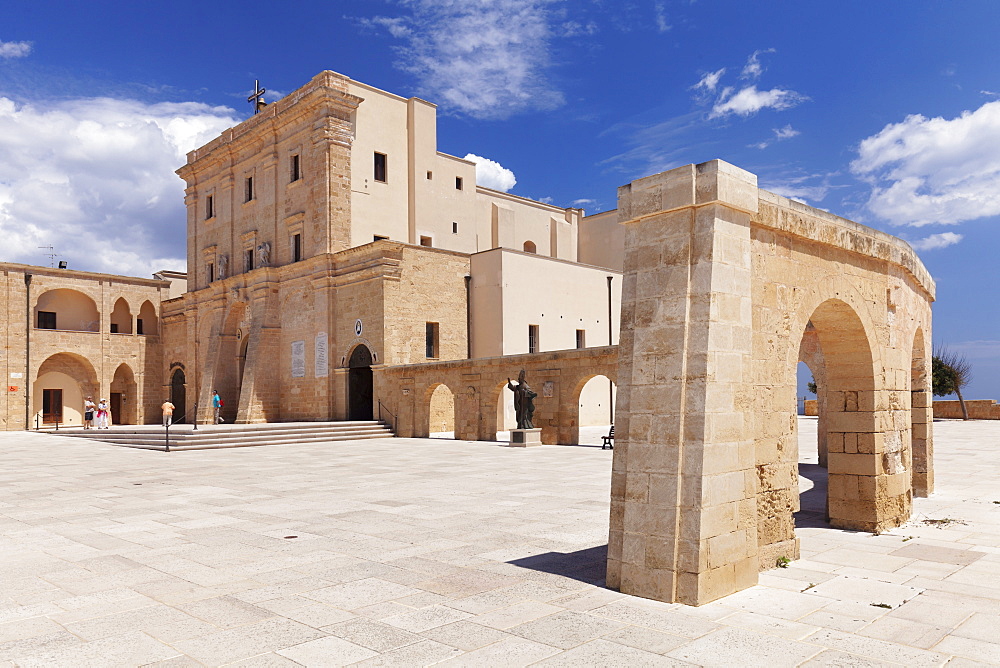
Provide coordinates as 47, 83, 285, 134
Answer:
42, 389, 63, 425
348, 345, 373, 421
171, 369, 187, 423
110, 393, 123, 426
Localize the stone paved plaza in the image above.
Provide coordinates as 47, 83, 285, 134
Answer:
1, 419, 999, 666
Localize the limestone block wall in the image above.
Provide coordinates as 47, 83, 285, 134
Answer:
933, 400, 1000, 419
374, 346, 617, 444
609, 160, 934, 607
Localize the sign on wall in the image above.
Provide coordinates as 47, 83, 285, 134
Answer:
291, 340, 306, 378
315, 332, 329, 378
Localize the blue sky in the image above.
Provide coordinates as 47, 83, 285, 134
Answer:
2, 0, 999, 400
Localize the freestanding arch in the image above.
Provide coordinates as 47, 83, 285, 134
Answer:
348, 344, 374, 421
609, 161, 935, 606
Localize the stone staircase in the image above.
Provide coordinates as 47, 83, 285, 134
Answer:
50, 421, 394, 451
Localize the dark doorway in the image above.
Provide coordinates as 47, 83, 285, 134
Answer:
348, 345, 374, 421
110, 393, 123, 425
171, 369, 187, 423
42, 389, 62, 424
238, 334, 249, 388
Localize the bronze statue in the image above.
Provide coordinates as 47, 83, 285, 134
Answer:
507, 369, 537, 429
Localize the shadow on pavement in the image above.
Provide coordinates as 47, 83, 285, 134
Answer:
508, 544, 608, 586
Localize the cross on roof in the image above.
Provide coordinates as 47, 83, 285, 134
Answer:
248, 80, 267, 114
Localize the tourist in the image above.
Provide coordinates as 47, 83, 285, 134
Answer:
96, 399, 110, 429
161, 399, 175, 427
83, 397, 95, 430
212, 390, 223, 424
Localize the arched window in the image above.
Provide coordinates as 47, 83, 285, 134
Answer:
523, 241, 537, 254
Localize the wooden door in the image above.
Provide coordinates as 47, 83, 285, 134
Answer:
110, 393, 123, 426
42, 389, 63, 425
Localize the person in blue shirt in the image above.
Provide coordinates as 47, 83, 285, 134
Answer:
212, 390, 223, 424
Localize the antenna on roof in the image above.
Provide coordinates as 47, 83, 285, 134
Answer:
38, 246, 58, 268
248, 80, 267, 114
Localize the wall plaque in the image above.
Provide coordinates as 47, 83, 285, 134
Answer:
291, 340, 305, 378
315, 332, 329, 377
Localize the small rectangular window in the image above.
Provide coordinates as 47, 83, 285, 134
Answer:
207, 263, 214, 284
37, 311, 56, 329
245, 176, 254, 202
576, 329, 586, 349
528, 324, 539, 354
425, 322, 439, 359
290, 154, 301, 182
374, 235, 389, 242
452, 222, 458, 234
426, 170, 433, 180
419, 235, 432, 247
374, 152, 387, 183
110, 323, 119, 334
136, 319, 144, 335
205, 194, 214, 220
455, 176, 463, 190
292, 233, 302, 262
244, 249, 254, 273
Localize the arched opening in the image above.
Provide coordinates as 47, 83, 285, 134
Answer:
426, 383, 455, 439
911, 327, 932, 496
110, 298, 132, 334
170, 368, 187, 423
138, 300, 158, 336
523, 240, 537, 254
34, 289, 100, 332
575, 374, 616, 445
799, 298, 886, 532
110, 363, 137, 425
33, 353, 99, 427
348, 344, 374, 421
214, 302, 248, 423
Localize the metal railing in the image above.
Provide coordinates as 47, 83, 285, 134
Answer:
377, 400, 396, 432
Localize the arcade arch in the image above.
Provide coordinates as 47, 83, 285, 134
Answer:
138, 300, 158, 335
110, 298, 132, 334
33, 353, 99, 426
34, 289, 99, 332
424, 383, 455, 438
110, 363, 137, 425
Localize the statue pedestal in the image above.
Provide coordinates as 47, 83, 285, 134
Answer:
508, 428, 542, 447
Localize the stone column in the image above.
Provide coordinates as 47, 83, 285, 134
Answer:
608, 161, 759, 606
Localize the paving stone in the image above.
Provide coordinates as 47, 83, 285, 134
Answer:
276, 635, 378, 666
666, 627, 820, 666
418, 620, 512, 651
325, 617, 423, 652
537, 638, 690, 666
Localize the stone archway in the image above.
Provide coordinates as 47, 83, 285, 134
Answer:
34, 353, 99, 427
348, 344, 374, 421
213, 302, 248, 423
110, 363, 138, 425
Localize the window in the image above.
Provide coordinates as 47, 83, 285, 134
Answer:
245, 176, 254, 202
374, 235, 389, 242
136, 319, 144, 335
37, 311, 56, 329
425, 322, 439, 359
205, 194, 214, 220
523, 241, 536, 254
452, 222, 458, 234
374, 152, 387, 183
207, 263, 215, 284
455, 176, 463, 190
419, 236, 432, 247
528, 324, 539, 354
426, 171, 433, 180
576, 329, 586, 349
244, 249, 254, 273
110, 323, 119, 334
290, 154, 301, 182
292, 233, 302, 262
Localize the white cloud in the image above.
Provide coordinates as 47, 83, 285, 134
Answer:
851, 100, 1000, 226
366, 0, 563, 120
0, 40, 31, 59
463, 153, 516, 192
711, 85, 807, 118
740, 48, 774, 80
749, 124, 801, 149
909, 232, 963, 251
0, 96, 237, 276
653, 1, 672, 32
572, 198, 596, 207
692, 68, 725, 94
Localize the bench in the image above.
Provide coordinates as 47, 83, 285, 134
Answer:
602, 425, 614, 450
